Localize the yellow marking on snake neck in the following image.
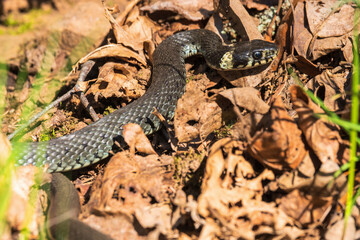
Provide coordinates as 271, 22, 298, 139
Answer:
220, 51, 234, 70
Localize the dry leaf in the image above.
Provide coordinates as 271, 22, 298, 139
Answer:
248, 97, 307, 171
310, 160, 347, 197
306, 1, 353, 38
82, 151, 173, 214
79, 44, 146, 66
123, 123, 156, 155
174, 75, 226, 142
83, 214, 142, 240
81, 151, 173, 239
279, 189, 332, 226
289, 85, 347, 164
197, 138, 295, 239
293, 1, 313, 58
293, 1, 353, 60
218, 87, 270, 114
86, 62, 148, 102
134, 205, 172, 238
240, 0, 274, 11
325, 216, 356, 240
141, 0, 213, 21
305, 69, 349, 112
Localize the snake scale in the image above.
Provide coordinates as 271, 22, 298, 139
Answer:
14, 29, 278, 172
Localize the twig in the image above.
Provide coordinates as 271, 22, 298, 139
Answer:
75, 60, 98, 121
152, 108, 178, 150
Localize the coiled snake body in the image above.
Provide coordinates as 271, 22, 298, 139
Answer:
14, 29, 278, 172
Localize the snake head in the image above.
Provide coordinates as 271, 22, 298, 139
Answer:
220, 40, 278, 70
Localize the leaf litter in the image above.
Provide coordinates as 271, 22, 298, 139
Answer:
2, 0, 360, 239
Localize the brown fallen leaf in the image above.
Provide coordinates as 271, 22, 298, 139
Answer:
240, 0, 274, 11
81, 151, 174, 239
306, 0, 353, 38
325, 216, 356, 240
174, 75, 229, 142
279, 189, 332, 226
305, 69, 349, 112
248, 96, 307, 171
289, 85, 347, 164
83, 214, 142, 240
310, 159, 347, 197
140, 0, 214, 21
78, 44, 147, 67
218, 87, 270, 141
293, 1, 313, 59
123, 123, 157, 155
83, 151, 173, 214
288, 55, 321, 78
86, 62, 147, 101
218, 87, 270, 114
134, 204, 172, 238
197, 138, 295, 239
293, 1, 353, 60
108, 4, 159, 57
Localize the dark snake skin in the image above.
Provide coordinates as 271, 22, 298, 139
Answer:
14, 29, 278, 172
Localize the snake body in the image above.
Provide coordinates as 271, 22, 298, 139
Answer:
14, 29, 278, 172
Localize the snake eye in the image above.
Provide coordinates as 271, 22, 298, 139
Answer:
253, 51, 262, 60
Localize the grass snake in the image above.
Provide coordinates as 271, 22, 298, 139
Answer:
14, 29, 278, 172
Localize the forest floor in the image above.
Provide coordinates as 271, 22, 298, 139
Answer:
0, 0, 358, 239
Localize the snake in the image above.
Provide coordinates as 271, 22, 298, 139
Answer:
13, 29, 278, 172
48, 173, 113, 240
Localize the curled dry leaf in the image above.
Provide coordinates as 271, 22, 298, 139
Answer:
86, 62, 149, 102
289, 85, 347, 164
172, 190, 204, 230
134, 205, 172, 238
79, 44, 147, 66
82, 151, 173, 239
306, 0, 353, 38
279, 189, 332, 226
174, 75, 227, 142
121, 10, 158, 53
278, 158, 346, 200
197, 138, 295, 239
218, 87, 270, 114
325, 216, 356, 240
305, 69, 349, 112
79, 3, 159, 67
82, 214, 142, 240
310, 159, 347, 197
293, 1, 353, 60
240, 0, 273, 11
217, 0, 263, 40
248, 96, 307, 171
123, 123, 156, 155
141, 0, 214, 21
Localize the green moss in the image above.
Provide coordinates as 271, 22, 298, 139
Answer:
213, 121, 234, 139
1, 8, 52, 35
39, 128, 56, 141
103, 106, 116, 116
173, 149, 204, 185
